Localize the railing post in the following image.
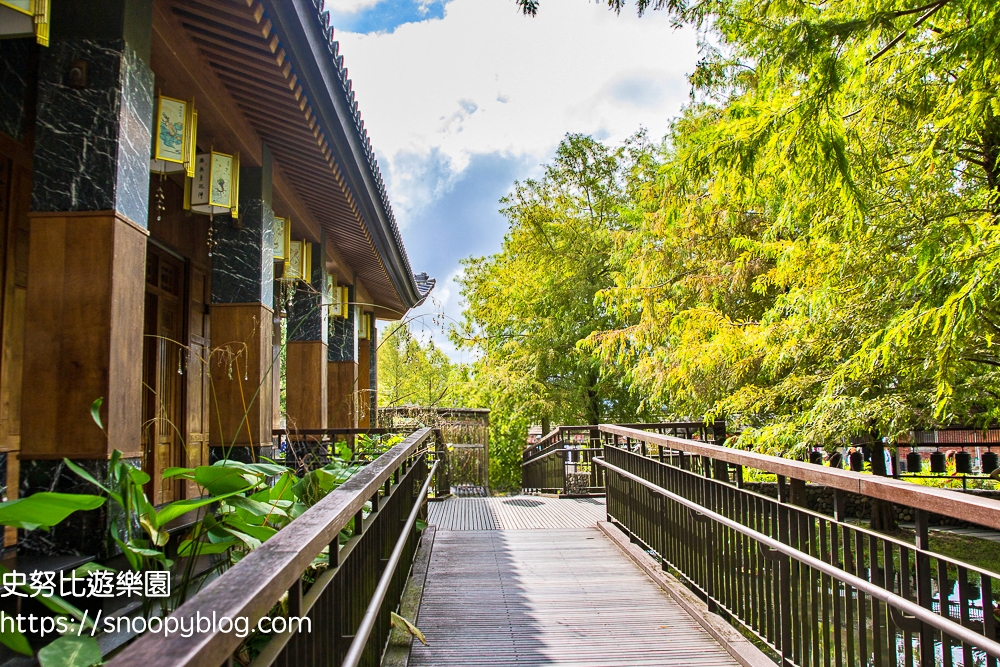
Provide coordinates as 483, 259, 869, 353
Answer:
833, 489, 847, 522
713, 419, 727, 447
914, 508, 935, 667
435, 431, 450, 497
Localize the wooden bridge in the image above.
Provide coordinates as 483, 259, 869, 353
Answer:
404, 496, 743, 666
108, 423, 1000, 667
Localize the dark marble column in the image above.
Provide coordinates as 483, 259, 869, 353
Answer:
286, 240, 328, 430
0, 38, 36, 144
328, 286, 357, 428
210, 146, 275, 463
18, 0, 153, 557
31, 30, 153, 225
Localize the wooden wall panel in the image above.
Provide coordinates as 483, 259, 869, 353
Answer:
185, 266, 211, 497
327, 360, 356, 429
286, 341, 327, 430
21, 211, 146, 460
209, 303, 274, 447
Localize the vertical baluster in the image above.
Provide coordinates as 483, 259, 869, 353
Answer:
855, 530, 869, 667
983, 574, 996, 667
830, 517, 843, 667
844, 522, 856, 666
958, 566, 973, 667
914, 509, 935, 667
900, 546, 914, 667
940, 558, 953, 667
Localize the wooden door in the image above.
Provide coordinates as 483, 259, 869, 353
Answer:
184, 266, 210, 498
142, 247, 185, 505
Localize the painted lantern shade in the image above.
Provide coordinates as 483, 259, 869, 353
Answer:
189, 150, 239, 217
284, 240, 311, 282
274, 217, 291, 262
151, 95, 197, 176
0, 0, 50, 46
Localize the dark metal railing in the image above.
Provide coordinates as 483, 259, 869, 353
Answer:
274, 427, 418, 468
107, 428, 444, 667
521, 421, 724, 495
599, 424, 1000, 667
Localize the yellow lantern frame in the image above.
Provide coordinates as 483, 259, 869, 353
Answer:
186, 149, 239, 218
151, 95, 196, 177
273, 216, 291, 262
0, 0, 49, 46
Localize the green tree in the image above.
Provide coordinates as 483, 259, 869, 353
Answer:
454, 134, 656, 428
378, 322, 460, 408
573, 0, 1000, 459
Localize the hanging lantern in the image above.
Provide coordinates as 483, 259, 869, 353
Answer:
187, 150, 239, 218
0, 0, 50, 46
906, 449, 922, 473
283, 240, 311, 282
357, 311, 371, 340
151, 95, 196, 176
982, 450, 999, 474
930, 450, 947, 474
326, 276, 348, 319
955, 450, 973, 474
273, 216, 291, 262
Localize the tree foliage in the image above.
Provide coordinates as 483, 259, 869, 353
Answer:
454, 135, 656, 429
469, 0, 1000, 465
377, 322, 459, 409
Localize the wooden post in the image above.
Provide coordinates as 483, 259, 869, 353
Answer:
286, 239, 327, 430
327, 284, 357, 428
209, 151, 276, 461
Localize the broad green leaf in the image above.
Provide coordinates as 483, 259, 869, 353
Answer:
227, 496, 286, 518
62, 460, 112, 496
222, 517, 277, 542
194, 466, 259, 496
153, 492, 234, 527
178, 538, 235, 557
0, 493, 104, 530
37, 635, 102, 667
0, 625, 32, 656
162, 467, 195, 479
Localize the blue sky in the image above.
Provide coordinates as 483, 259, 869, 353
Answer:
327, 0, 452, 34
327, 0, 700, 359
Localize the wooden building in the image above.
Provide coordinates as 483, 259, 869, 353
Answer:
0, 0, 432, 554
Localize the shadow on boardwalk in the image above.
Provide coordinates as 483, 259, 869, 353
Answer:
410, 497, 739, 667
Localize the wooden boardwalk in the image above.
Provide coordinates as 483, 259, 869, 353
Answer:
426, 495, 607, 530
410, 498, 740, 667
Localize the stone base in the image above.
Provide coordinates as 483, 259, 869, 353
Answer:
17, 458, 139, 558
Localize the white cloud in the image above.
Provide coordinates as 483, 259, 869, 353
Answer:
337, 0, 699, 225
349, 0, 701, 357
326, 0, 384, 15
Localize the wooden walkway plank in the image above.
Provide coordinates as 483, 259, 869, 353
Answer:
408, 513, 741, 667
427, 496, 606, 531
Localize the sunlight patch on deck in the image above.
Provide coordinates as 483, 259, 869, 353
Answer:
427, 495, 606, 530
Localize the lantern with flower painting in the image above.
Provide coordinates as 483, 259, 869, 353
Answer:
150, 94, 197, 176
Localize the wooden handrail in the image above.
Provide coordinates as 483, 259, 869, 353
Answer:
601, 423, 1000, 531
107, 427, 436, 667
597, 454, 1000, 659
